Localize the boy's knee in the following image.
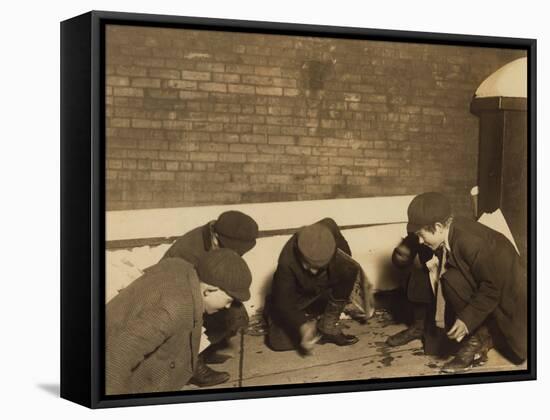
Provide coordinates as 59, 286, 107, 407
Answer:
266, 334, 296, 352
441, 268, 473, 311
265, 317, 298, 352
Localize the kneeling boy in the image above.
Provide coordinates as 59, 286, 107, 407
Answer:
265, 218, 360, 353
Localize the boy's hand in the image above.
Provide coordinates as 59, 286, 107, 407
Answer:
392, 233, 422, 268
392, 243, 415, 268
299, 320, 320, 352
447, 318, 469, 342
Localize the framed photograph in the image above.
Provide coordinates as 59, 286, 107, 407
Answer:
61, 10, 536, 408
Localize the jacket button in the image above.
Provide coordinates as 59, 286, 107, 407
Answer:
170, 362, 175, 369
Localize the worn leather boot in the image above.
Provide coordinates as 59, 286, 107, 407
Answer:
319, 331, 359, 346
203, 351, 232, 365
441, 333, 483, 373
318, 297, 359, 346
189, 354, 230, 387
201, 339, 234, 364
386, 320, 424, 347
472, 325, 493, 365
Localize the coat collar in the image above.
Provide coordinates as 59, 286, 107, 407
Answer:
201, 221, 218, 252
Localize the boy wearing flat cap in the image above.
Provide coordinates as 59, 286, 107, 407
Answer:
106, 249, 252, 395
161, 210, 259, 386
265, 218, 360, 352
406, 192, 527, 373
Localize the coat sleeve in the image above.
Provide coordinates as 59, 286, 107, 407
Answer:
456, 244, 503, 333
106, 301, 181, 394
271, 263, 308, 333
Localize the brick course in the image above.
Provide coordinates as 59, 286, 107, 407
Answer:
106, 25, 525, 216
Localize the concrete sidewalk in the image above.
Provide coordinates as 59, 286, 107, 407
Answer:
183, 311, 526, 391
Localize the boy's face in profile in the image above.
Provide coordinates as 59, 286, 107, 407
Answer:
202, 286, 234, 314
416, 223, 447, 251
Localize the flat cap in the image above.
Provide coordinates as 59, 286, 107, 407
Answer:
197, 248, 252, 302
297, 223, 336, 268
407, 192, 452, 233
214, 211, 259, 256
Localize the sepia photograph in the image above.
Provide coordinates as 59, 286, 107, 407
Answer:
101, 18, 531, 398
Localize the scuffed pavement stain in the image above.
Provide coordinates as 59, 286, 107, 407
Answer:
375, 341, 395, 367
380, 356, 394, 367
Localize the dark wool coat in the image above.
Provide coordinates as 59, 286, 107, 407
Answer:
444, 217, 527, 361
106, 258, 203, 395
162, 222, 214, 266
269, 218, 357, 333
395, 233, 435, 304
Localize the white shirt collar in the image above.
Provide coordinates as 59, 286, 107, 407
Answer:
209, 222, 221, 250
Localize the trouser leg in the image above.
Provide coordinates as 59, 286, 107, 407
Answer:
190, 302, 248, 386
318, 253, 358, 335
407, 266, 434, 305
387, 266, 433, 348
328, 252, 358, 301
410, 302, 428, 334
386, 302, 427, 347
440, 268, 474, 328
439, 269, 495, 372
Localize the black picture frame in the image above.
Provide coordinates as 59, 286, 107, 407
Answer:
60, 10, 537, 409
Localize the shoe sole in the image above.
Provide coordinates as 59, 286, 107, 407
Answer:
441, 365, 472, 374
318, 337, 359, 346
441, 352, 487, 374
189, 377, 230, 387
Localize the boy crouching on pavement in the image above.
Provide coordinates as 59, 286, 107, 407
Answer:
106, 248, 252, 395
162, 210, 259, 387
405, 192, 527, 373
265, 218, 360, 353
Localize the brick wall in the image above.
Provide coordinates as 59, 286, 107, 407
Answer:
106, 25, 525, 216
